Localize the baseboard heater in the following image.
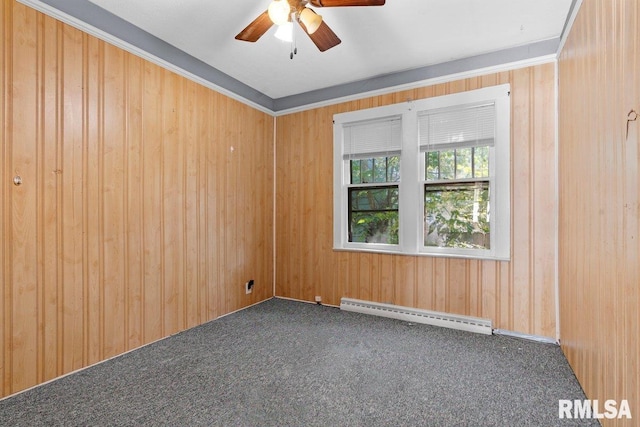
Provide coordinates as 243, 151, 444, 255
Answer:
340, 298, 493, 335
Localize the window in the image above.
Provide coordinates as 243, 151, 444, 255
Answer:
349, 156, 400, 244
339, 114, 402, 250
420, 103, 493, 253
333, 85, 510, 260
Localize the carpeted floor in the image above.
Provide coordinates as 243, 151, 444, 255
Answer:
0, 298, 597, 426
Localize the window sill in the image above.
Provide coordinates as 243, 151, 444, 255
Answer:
333, 246, 510, 261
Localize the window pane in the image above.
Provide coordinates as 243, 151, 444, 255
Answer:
351, 156, 400, 184
424, 182, 490, 249
351, 187, 399, 211
473, 146, 489, 178
361, 158, 374, 183
455, 148, 472, 179
373, 157, 387, 183
425, 147, 490, 181
350, 160, 361, 184
439, 150, 455, 180
387, 156, 400, 182
349, 187, 399, 244
426, 151, 439, 181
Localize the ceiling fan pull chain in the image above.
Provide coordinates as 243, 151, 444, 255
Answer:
290, 21, 298, 59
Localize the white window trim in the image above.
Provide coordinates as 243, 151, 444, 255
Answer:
333, 84, 510, 261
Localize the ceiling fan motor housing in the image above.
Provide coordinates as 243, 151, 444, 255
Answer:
235, 0, 385, 52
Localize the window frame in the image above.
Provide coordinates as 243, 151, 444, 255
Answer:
333, 84, 510, 260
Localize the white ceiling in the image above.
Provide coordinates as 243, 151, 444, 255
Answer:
85, 0, 572, 98
22, 0, 574, 111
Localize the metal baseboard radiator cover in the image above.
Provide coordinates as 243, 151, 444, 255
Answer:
340, 298, 493, 335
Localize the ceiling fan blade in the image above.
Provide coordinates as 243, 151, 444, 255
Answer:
300, 20, 341, 52
309, 0, 385, 6
235, 11, 274, 42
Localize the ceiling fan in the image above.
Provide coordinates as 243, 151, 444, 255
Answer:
235, 0, 386, 53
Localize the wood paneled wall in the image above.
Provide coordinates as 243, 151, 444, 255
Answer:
558, 0, 639, 424
1, 0, 274, 398
276, 64, 557, 338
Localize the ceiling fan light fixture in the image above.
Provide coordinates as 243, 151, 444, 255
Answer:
299, 8, 322, 34
267, 0, 291, 25
274, 21, 294, 42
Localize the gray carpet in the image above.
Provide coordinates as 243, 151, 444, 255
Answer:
0, 298, 597, 426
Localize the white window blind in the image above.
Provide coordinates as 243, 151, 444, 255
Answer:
343, 116, 402, 159
419, 103, 496, 151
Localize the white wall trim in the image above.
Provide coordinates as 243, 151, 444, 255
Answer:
554, 59, 561, 342
493, 328, 559, 345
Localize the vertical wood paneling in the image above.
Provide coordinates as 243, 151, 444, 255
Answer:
1, 0, 273, 398
219, 98, 234, 314
11, 2, 38, 393
276, 63, 558, 339
511, 67, 532, 334
183, 81, 199, 330
202, 89, 215, 321
141, 61, 163, 344
125, 52, 144, 350
84, 34, 102, 366
39, 13, 58, 383
102, 42, 126, 360
433, 258, 447, 312
210, 94, 225, 317
531, 63, 556, 336
161, 71, 181, 337
558, 0, 639, 424
61, 20, 85, 373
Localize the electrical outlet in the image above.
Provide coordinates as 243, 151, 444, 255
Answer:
315, 296, 322, 304
245, 279, 254, 294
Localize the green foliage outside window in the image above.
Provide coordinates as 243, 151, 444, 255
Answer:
424, 147, 490, 249
349, 156, 400, 244
424, 183, 490, 249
